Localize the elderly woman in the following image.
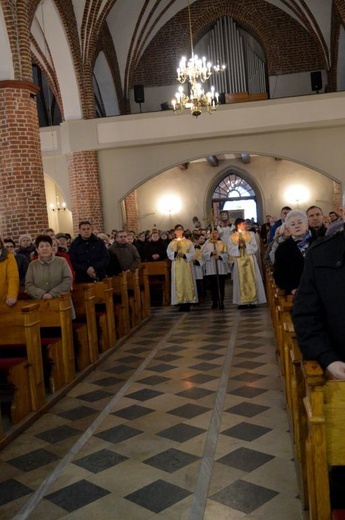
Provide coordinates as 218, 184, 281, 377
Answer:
0, 236, 19, 306
229, 218, 266, 308
273, 209, 311, 295
25, 235, 72, 300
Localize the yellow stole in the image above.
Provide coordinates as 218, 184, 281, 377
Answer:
171, 238, 197, 302
231, 232, 257, 303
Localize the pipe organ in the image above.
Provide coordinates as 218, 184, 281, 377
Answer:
200, 17, 267, 96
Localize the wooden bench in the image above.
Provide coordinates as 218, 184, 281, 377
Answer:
110, 273, 130, 337
0, 303, 45, 425
139, 264, 151, 320
92, 278, 116, 351
126, 269, 142, 327
302, 361, 345, 520
141, 260, 171, 306
72, 284, 99, 369
14, 294, 76, 393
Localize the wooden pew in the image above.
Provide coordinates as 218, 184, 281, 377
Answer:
126, 269, 141, 327
302, 360, 345, 520
283, 317, 309, 510
92, 278, 116, 351
14, 294, 76, 393
141, 260, 171, 306
139, 264, 151, 320
71, 284, 99, 369
110, 273, 130, 337
0, 303, 45, 425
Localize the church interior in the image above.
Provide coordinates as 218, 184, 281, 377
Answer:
1, 1, 345, 518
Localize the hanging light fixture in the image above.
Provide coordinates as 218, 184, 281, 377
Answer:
172, 0, 225, 117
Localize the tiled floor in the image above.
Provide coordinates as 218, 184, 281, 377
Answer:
0, 281, 304, 519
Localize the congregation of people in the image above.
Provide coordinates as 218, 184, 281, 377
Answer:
1, 204, 344, 383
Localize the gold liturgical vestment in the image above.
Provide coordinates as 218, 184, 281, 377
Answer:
167, 238, 198, 304
230, 231, 257, 303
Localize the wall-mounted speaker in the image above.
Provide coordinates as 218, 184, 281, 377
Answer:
134, 84, 145, 104
311, 71, 322, 92
218, 92, 226, 104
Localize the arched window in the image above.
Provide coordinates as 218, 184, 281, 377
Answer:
212, 173, 257, 221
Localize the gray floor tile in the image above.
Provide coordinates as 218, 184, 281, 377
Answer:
126, 388, 163, 401
125, 479, 191, 513
92, 376, 125, 387
157, 423, 206, 442
233, 361, 265, 369
137, 375, 170, 385
200, 344, 225, 351
210, 479, 278, 513
176, 387, 214, 400
221, 422, 272, 441
73, 448, 128, 473
217, 447, 274, 472
0, 479, 32, 506
118, 355, 143, 364
143, 448, 199, 473
168, 403, 210, 419
189, 362, 219, 371
183, 374, 217, 384
225, 402, 269, 417
57, 406, 97, 421
76, 390, 113, 402
104, 365, 133, 374
229, 386, 268, 398
155, 354, 182, 362
35, 425, 81, 444
112, 404, 154, 420
195, 353, 223, 360
45, 479, 110, 512
95, 424, 143, 444
147, 363, 176, 373
231, 372, 266, 382
8, 449, 59, 472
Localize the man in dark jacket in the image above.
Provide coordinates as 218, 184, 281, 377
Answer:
292, 225, 345, 379
68, 221, 109, 282
108, 230, 141, 275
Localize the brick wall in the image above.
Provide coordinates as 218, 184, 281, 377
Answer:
124, 191, 139, 234
68, 151, 104, 236
0, 81, 48, 240
131, 0, 326, 90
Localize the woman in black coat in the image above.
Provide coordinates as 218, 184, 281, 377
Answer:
273, 210, 311, 294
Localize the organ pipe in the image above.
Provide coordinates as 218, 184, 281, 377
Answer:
202, 16, 266, 95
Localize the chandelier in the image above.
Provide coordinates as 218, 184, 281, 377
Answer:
172, 0, 225, 117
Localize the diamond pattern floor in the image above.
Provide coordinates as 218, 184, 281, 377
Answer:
0, 281, 303, 519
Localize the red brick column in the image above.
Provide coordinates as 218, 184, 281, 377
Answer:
68, 150, 104, 235
124, 191, 139, 234
0, 80, 48, 239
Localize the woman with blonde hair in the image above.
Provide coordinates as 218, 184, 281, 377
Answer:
0, 235, 19, 306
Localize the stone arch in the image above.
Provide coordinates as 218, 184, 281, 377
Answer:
132, 0, 326, 88
205, 165, 264, 223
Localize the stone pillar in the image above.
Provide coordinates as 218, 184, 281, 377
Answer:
0, 80, 48, 239
68, 150, 104, 235
124, 191, 139, 234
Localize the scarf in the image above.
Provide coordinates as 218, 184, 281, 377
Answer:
293, 231, 311, 257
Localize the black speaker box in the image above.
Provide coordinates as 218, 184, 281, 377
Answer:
311, 71, 322, 92
134, 84, 145, 104
218, 92, 226, 104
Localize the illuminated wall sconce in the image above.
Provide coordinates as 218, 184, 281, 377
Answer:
50, 196, 66, 211
157, 194, 182, 215
285, 185, 310, 206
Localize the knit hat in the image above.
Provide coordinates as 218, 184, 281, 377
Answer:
18, 234, 32, 245
56, 233, 67, 239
